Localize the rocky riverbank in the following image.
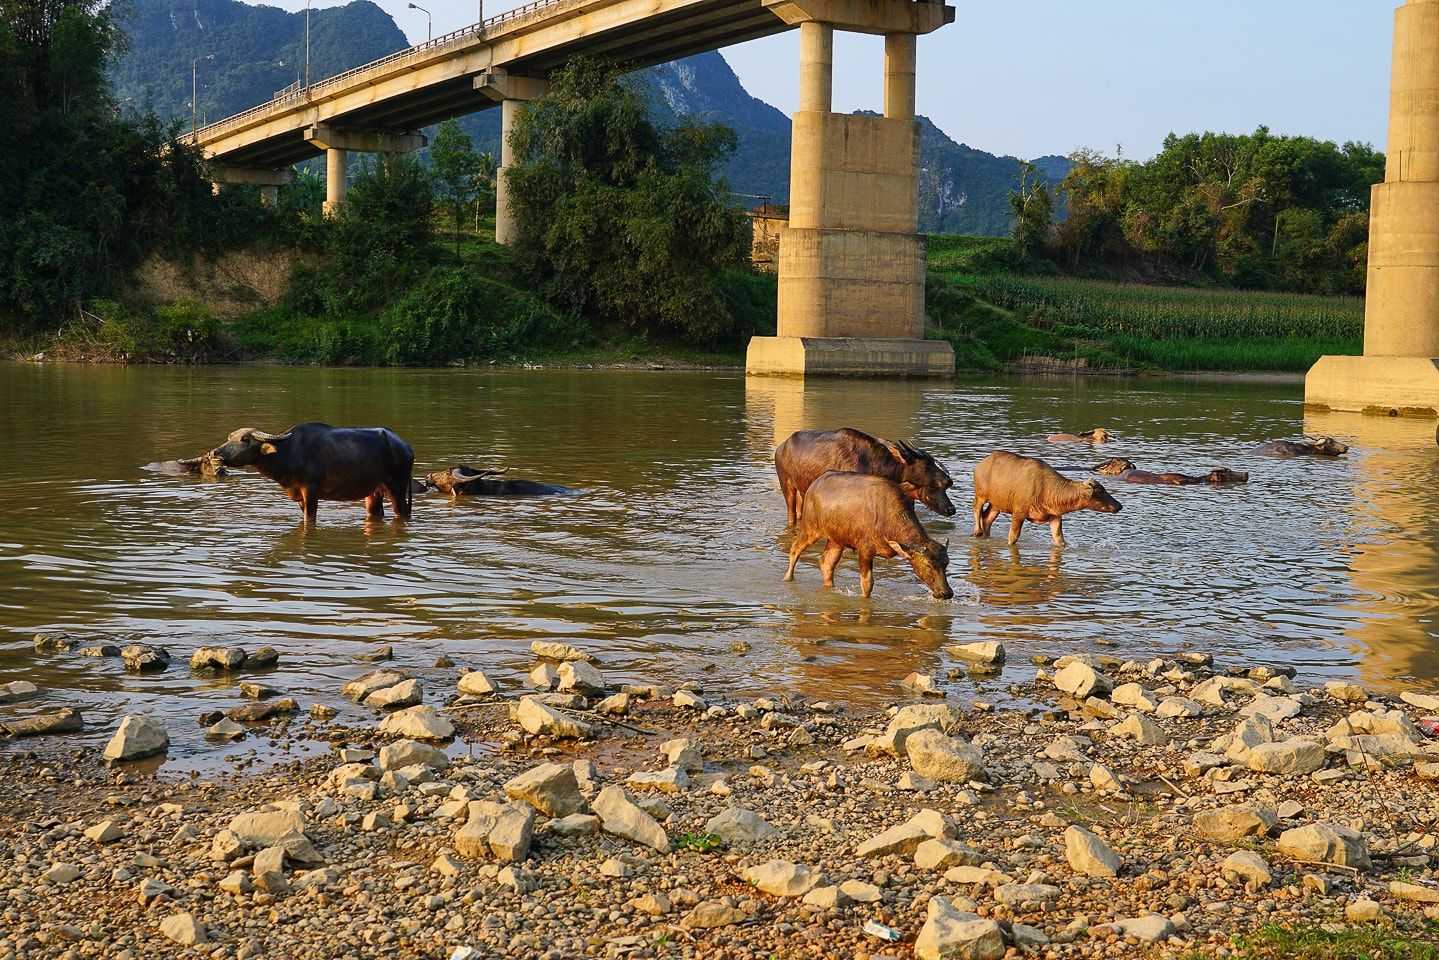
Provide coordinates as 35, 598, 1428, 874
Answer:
3, 640, 1439, 960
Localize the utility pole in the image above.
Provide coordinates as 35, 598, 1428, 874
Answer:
191, 54, 213, 136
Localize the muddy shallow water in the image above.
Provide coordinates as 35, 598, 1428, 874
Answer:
2, 363, 1437, 769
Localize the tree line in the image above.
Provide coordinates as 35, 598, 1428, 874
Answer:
1010, 128, 1385, 295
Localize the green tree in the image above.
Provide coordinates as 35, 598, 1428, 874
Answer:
505, 57, 752, 341
1006, 161, 1053, 259
429, 119, 480, 261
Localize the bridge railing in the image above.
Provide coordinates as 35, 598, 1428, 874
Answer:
193, 0, 569, 141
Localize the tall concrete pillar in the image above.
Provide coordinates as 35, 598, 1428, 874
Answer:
476, 70, 551, 245
1306, 0, 1439, 416
325, 147, 348, 217
747, 0, 955, 378
260, 184, 279, 210
303, 124, 428, 219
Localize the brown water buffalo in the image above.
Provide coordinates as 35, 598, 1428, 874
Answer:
1251, 436, 1348, 457
424, 465, 577, 498
973, 451, 1121, 546
774, 428, 956, 524
143, 454, 227, 477
784, 471, 953, 599
208, 423, 415, 520
1111, 467, 1249, 485
1047, 428, 1112, 443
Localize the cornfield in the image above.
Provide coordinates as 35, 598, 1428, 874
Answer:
948, 274, 1364, 341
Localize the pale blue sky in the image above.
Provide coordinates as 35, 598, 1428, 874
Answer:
285, 0, 1399, 161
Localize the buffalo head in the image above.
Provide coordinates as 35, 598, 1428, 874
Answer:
209, 428, 292, 467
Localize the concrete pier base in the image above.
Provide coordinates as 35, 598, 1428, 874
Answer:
1304, 355, 1439, 416
746, 336, 954, 378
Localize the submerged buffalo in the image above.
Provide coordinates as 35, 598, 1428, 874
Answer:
973, 451, 1121, 546
1251, 436, 1348, 457
784, 471, 953, 599
1047, 428, 1112, 443
208, 423, 414, 520
1109, 466, 1249, 485
424, 465, 577, 498
774, 428, 955, 524
143, 455, 227, 477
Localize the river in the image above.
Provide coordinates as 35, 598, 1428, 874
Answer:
2, 362, 1437, 770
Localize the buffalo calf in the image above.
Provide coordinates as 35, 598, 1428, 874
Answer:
973, 451, 1121, 546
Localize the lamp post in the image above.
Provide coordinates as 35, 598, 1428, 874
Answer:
191, 54, 213, 136
408, 2, 431, 41
305, 0, 311, 90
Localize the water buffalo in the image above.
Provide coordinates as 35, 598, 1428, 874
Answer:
143, 454, 227, 477
1251, 436, 1348, 457
1047, 428, 1112, 443
973, 451, 1121, 546
774, 428, 956, 524
784, 471, 953, 599
424, 465, 577, 498
1109, 466, 1249, 485
208, 423, 415, 520
1054, 457, 1136, 476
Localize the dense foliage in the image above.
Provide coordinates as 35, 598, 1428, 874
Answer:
0, 0, 239, 331
1015, 128, 1384, 295
505, 58, 758, 342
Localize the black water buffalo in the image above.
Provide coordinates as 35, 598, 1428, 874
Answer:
424, 465, 577, 498
208, 423, 415, 520
1251, 436, 1348, 457
774, 428, 956, 524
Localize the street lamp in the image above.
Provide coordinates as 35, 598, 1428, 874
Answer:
191, 54, 213, 136
305, 0, 311, 90
408, 2, 431, 42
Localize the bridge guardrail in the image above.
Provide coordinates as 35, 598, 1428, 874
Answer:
193, 0, 567, 142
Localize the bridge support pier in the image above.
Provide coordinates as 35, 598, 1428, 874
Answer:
304, 124, 428, 218
477, 70, 551, 244
1306, 0, 1439, 417
746, 0, 954, 378
214, 166, 293, 210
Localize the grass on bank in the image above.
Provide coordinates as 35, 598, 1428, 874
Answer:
9, 227, 1365, 375
1209, 921, 1439, 960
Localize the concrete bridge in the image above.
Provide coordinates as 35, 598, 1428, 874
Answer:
193, 0, 957, 377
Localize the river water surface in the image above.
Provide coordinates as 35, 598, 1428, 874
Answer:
2, 363, 1438, 769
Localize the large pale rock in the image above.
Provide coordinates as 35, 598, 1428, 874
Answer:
660, 738, 705, 773
1400, 691, 1439, 712
1221, 850, 1273, 887
377, 739, 449, 771
504, 762, 587, 817
626, 768, 690, 793
868, 703, 965, 757
1247, 738, 1325, 775
914, 838, 983, 871
557, 660, 606, 696
855, 809, 957, 858
913, 896, 1005, 960
1332, 732, 1430, 759
1193, 803, 1277, 842
1224, 714, 1277, 762
189, 646, 248, 671
378, 706, 454, 741
1064, 825, 1121, 877
1239, 695, 1302, 723
489, 805, 536, 862
946, 642, 1005, 664
342, 668, 407, 701
0, 680, 42, 704
531, 640, 595, 662
516, 697, 595, 739
1276, 822, 1372, 871
457, 669, 498, 696
742, 859, 823, 897
1191, 675, 1258, 706
159, 913, 207, 946
1326, 709, 1421, 741
994, 883, 1062, 905
2, 708, 83, 737
365, 678, 423, 709
103, 715, 169, 761
592, 785, 669, 852
1055, 662, 1113, 700
1114, 916, 1174, 942
228, 810, 306, 849
121, 643, 170, 671
1155, 697, 1204, 719
1324, 680, 1368, 703
706, 807, 780, 843
682, 902, 746, 929
905, 728, 986, 783
1110, 713, 1167, 746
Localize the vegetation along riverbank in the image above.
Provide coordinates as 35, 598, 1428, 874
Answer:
3, 638, 1439, 959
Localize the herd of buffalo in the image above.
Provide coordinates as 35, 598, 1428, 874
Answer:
146, 421, 1351, 602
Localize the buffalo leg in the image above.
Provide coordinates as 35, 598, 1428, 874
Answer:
856, 550, 875, 598
300, 489, 320, 521
1007, 515, 1025, 544
784, 485, 802, 525
784, 530, 821, 581
1049, 517, 1065, 547
972, 497, 986, 537
385, 480, 412, 519
818, 542, 844, 587
365, 491, 386, 519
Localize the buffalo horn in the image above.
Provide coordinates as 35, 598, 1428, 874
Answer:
249, 430, 292, 442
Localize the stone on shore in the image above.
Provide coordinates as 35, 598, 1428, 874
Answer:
103, 715, 169, 761
706, 806, 779, 843
1247, 738, 1325, 775
1065, 825, 1121, 877
1055, 662, 1113, 700
946, 641, 1005, 664
121, 644, 170, 672
159, 913, 207, 946
228, 810, 306, 849
189, 646, 248, 671
1193, 803, 1278, 841
856, 809, 957, 858
742, 859, 823, 897
913, 896, 1005, 960
516, 696, 596, 739
1221, 850, 1273, 887
914, 837, 983, 870
378, 739, 449, 771
592, 785, 670, 853
905, 728, 987, 783
531, 640, 595, 662
0, 707, 83, 737
457, 669, 498, 696
1276, 822, 1372, 871
1110, 713, 1168, 746
504, 762, 587, 818
557, 660, 606, 696
342, 669, 407, 701
378, 705, 455, 741
365, 678, 423, 709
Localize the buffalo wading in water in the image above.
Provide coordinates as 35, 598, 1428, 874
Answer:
1251, 436, 1349, 457
143, 454, 227, 477
1109, 466, 1249, 485
783, 470, 953, 600
207, 423, 415, 521
424, 465, 578, 498
773, 428, 956, 525
972, 451, 1122, 546
1047, 428, 1112, 443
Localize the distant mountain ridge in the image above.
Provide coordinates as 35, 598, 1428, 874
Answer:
111, 0, 1068, 235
